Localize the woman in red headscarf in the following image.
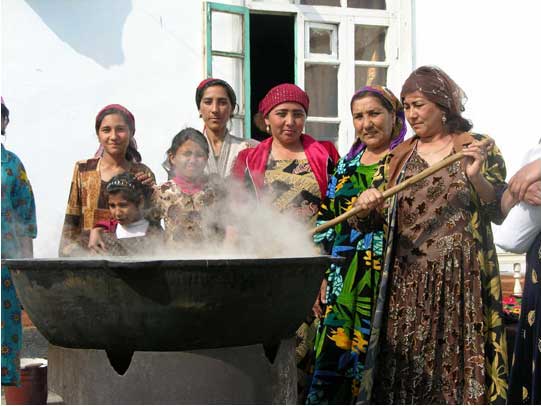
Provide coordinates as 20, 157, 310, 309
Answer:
59, 104, 155, 256
231, 83, 339, 225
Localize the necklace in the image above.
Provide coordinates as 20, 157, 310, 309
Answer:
417, 138, 453, 156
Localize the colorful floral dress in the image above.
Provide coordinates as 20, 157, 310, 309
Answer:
306, 150, 383, 404
150, 175, 227, 246
508, 232, 541, 404
1, 144, 37, 386
357, 133, 509, 404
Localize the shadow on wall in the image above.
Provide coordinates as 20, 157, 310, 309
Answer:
25, 0, 132, 68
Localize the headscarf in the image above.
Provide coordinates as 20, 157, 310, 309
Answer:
195, 78, 237, 108
258, 83, 310, 117
400, 65, 467, 116
346, 85, 406, 160
94, 104, 139, 162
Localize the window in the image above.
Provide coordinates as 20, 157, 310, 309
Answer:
304, 22, 340, 145
207, 1, 412, 153
206, 2, 251, 138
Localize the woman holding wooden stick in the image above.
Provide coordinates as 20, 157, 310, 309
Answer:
355, 66, 508, 404
306, 86, 406, 404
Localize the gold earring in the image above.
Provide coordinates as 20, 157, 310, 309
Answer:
266, 125, 271, 134
442, 114, 447, 124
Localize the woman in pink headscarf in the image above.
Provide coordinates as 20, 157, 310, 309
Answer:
59, 104, 155, 256
231, 83, 339, 225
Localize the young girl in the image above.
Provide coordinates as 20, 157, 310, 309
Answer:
59, 104, 155, 256
151, 127, 229, 246
88, 173, 161, 255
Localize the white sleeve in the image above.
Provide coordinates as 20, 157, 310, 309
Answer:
495, 202, 541, 253
495, 144, 541, 253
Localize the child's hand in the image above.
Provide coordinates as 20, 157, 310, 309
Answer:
88, 227, 107, 254
135, 171, 155, 187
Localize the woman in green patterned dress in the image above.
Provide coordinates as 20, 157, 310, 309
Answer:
355, 66, 508, 404
306, 86, 406, 404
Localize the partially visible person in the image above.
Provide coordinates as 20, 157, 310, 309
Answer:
151, 128, 229, 246
1, 97, 37, 387
88, 173, 162, 255
163, 78, 258, 179
355, 66, 508, 404
306, 86, 406, 405
59, 104, 155, 256
496, 143, 541, 405
231, 83, 339, 226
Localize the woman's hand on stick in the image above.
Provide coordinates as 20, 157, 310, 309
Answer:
355, 188, 385, 212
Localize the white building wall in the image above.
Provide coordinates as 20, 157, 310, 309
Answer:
2, 0, 207, 257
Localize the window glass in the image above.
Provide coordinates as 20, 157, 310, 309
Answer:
305, 64, 338, 117
305, 122, 339, 145
347, 0, 386, 9
212, 56, 244, 111
309, 27, 333, 55
212, 12, 243, 54
354, 25, 387, 61
355, 66, 387, 89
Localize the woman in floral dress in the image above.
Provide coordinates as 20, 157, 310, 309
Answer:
1, 98, 37, 386
355, 66, 509, 404
306, 86, 406, 404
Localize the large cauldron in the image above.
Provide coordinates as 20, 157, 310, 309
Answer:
4, 256, 340, 352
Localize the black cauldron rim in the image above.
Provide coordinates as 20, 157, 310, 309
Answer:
2, 255, 344, 270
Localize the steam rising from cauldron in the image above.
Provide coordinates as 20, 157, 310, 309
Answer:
43, 179, 319, 259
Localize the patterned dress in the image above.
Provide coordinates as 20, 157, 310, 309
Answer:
59, 158, 155, 256
264, 158, 322, 225
1, 144, 37, 386
508, 232, 541, 404
306, 150, 383, 404
150, 175, 227, 246
357, 133, 509, 404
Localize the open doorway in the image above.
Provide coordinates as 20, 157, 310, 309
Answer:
250, 13, 295, 141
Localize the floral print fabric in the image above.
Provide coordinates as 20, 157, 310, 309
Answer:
357, 133, 509, 404
1, 144, 37, 386
149, 175, 227, 246
508, 232, 541, 404
306, 150, 383, 404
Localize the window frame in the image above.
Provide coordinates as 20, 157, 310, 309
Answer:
205, 2, 252, 138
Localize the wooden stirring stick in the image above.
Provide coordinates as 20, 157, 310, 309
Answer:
309, 137, 493, 236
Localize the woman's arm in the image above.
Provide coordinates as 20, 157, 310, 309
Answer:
508, 158, 541, 201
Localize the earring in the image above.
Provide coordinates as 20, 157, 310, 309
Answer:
442, 114, 447, 124
266, 125, 271, 134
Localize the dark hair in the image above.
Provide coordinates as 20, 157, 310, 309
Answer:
1, 104, 9, 120
95, 107, 142, 163
195, 79, 237, 115
350, 90, 393, 113
167, 127, 209, 158
106, 173, 145, 205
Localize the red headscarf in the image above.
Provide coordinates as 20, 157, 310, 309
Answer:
258, 83, 310, 117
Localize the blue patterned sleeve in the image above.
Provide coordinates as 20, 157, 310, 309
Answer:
12, 157, 37, 238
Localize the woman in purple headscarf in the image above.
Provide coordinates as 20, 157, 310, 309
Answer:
305, 86, 406, 404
